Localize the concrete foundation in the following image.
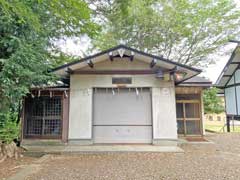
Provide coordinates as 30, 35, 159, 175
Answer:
21, 139, 65, 146
152, 139, 178, 146
22, 144, 184, 154
68, 139, 93, 145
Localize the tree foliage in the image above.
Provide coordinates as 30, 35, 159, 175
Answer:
203, 87, 224, 114
0, 0, 98, 142
90, 0, 240, 67
0, 112, 19, 144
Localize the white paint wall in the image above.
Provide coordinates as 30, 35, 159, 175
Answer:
152, 87, 177, 139
201, 90, 205, 135
225, 87, 237, 115
69, 87, 92, 139
69, 74, 177, 140
68, 59, 178, 141
225, 69, 240, 116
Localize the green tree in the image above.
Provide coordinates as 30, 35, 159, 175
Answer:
90, 0, 240, 67
0, 0, 98, 143
203, 87, 224, 114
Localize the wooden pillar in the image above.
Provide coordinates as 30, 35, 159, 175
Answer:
62, 91, 70, 143
227, 116, 230, 132
20, 98, 25, 142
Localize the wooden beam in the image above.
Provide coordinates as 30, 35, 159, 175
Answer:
20, 99, 25, 142
66, 67, 73, 74
229, 40, 240, 44
109, 52, 114, 61
150, 59, 157, 68
72, 69, 156, 75
169, 66, 176, 75
30, 88, 69, 91
227, 116, 230, 132
223, 75, 232, 77
130, 51, 134, 61
87, 59, 94, 68
62, 91, 69, 143
109, 53, 135, 61
230, 62, 240, 65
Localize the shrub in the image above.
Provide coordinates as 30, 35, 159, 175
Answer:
203, 87, 225, 114
0, 112, 20, 144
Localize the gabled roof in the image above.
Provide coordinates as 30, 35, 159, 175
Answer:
52, 44, 202, 83
216, 45, 240, 88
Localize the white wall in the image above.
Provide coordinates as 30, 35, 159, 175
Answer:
225, 87, 237, 115
69, 87, 92, 139
68, 59, 178, 141
152, 87, 177, 139
69, 74, 177, 140
225, 69, 240, 116
236, 86, 240, 115
201, 90, 205, 135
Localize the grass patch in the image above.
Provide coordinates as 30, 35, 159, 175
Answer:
205, 124, 240, 133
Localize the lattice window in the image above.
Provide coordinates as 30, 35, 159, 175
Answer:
25, 96, 62, 137
45, 98, 61, 116
27, 118, 42, 135
176, 100, 202, 135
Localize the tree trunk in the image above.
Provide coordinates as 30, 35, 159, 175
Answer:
0, 141, 20, 163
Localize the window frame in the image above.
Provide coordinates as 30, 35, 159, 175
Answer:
176, 100, 202, 136
24, 95, 63, 139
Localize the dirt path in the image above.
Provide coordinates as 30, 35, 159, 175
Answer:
5, 133, 240, 180
0, 156, 36, 180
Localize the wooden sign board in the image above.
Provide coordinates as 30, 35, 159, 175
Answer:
112, 77, 132, 84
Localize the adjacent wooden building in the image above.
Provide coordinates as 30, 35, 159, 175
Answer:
216, 43, 240, 131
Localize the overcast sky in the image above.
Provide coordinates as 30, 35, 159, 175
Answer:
202, 43, 237, 83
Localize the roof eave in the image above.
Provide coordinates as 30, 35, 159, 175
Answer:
215, 45, 239, 87
51, 44, 202, 74
175, 70, 202, 85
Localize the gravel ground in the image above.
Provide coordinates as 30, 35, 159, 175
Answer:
0, 156, 36, 180
21, 133, 240, 180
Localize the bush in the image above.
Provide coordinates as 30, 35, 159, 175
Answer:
203, 87, 225, 114
0, 112, 20, 144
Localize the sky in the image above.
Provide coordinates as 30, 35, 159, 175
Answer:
202, 43, 237, 83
